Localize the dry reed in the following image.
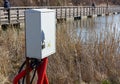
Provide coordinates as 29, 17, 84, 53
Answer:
0, 22, 120, 84
0, 28, 25, 84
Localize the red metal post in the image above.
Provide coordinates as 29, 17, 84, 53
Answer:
13, 57, 49, 84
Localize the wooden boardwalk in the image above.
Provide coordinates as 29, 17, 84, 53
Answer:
0, 6, 120, 26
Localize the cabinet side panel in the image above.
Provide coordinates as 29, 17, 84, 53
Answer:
25, 11, 42, 59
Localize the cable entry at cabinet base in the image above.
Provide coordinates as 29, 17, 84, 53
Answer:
13, 57, 49, 84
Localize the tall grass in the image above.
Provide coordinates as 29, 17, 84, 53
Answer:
0, 22, 120, 84
47, 22, 120, 84
0, 28, 25, 84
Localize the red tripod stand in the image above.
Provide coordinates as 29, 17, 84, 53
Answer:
13, 57, 49, 84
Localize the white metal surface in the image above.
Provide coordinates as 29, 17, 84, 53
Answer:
25, 9, 56, 59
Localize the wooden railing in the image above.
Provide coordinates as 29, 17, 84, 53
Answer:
0, 6, 120, 25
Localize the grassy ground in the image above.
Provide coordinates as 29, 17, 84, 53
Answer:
0, 23, 120, 84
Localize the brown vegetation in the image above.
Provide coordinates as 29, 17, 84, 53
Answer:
0, 28, 25, 83
47, 22, 120, 84
0, 0, 120, 6
0, 22, 120, 84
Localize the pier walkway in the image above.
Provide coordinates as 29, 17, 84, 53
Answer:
0, 6, 120, 26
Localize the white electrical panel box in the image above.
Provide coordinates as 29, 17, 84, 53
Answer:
25, 9, 56, 59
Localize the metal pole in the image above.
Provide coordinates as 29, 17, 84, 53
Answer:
26, 57, 30, 84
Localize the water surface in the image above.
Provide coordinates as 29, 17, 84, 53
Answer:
57, 14, 120, 43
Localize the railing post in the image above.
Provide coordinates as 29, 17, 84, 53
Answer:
89, 6, 91, 15
85, 7, 87, 16
73, 7, 74, 17
99, 7, 100, 15
104, 7, 105, 14
8, 9, 10, 24
106, 6, 108, 14
82, 7, 85, 16
77, 6, 78, 17
65, 7, 67, 18
101, 7, 102, 14
102, 7, 103, 14
86, 7, 87, 16
110, 7, 113, 13
98, 7, 100, 15
0, 9, 1, 25
103, 7, 104, 14
111, 7, 112, 13
84, 7, 86, 16
80, 7, 81, 16
92, 6, 94, 15
94, 6, 96, 15
69, 7, 71, 17
96, 6, 98, 15
60, 7, 62, 19
87, 7, 90, 16
101, 7, 103, 14
56, 8, 57, 19
85, 7, 86, 16
17, 8, 19, 22
108, 7, 110, 14
87, 6, 90, 16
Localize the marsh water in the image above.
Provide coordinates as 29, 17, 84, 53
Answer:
57, 14, 120, 44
